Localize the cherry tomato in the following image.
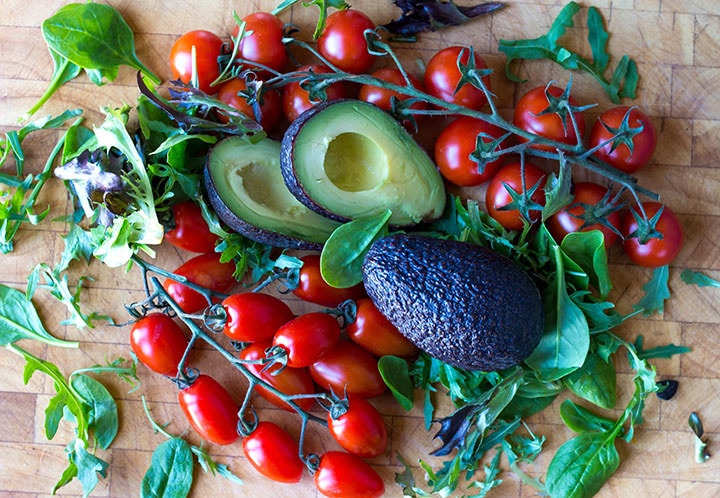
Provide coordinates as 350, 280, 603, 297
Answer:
242, 421, 305, 483
485, 161, 547, 231
314, 451, 385, 498
621, 201, 684, 267
292, 254, 366, 307
358, 67, 427, 129
216, 77, 282, 132
178, 374, 239, 445
163, 252, 236, 314
317, 9, 376, 74
282, 64, 347, 122
232, 11, 288, 74
309, 340, 386, 398
222, 292, 294, 343
346, 298, 418, 358
129, 313, 189, 376
423, 45, 490, 111
513, 85, 585, 151
169, 30, 224, 94
273, 312, 341, 368
164, 201, 220, 253
589, 106, 657, 174
434, 116, 507, 187
239, 341, 316, 412
327, 396, 387, 458
545, 182, 622, 248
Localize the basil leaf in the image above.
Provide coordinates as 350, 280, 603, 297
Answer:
71, 374, 119, 450
378, 355, 414, 411
141, 438, 194, 498
320, 210, 392, 288
0, 283, 78, 348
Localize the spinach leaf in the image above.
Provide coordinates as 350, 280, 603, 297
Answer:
559, 399, 614, 434
564, 346, 616, 409
21, 46, 81, 121
141, 438, 194, 498
378, 355, 415, 411
561, 230, 612, 299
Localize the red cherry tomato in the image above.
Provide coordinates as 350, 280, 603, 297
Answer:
423, 46, 490, 111
163, 252, 236, 314
621, 201, 684, 267
273, 312, 341, 368
169, 30, 224, 94
513, 85, 585, 151
178, 374, 239, 445
327, 396, 387, 458
215, 77, 282, 132
309, 340, 386, 398
239, 341, 317, 412
545, 182, 622, 248
317, 9, 376, 74
129, 313, 189, 376
358, 68, 427, 129
434, 116, 507, 187
589, 106, 657, 174
242, 421, 305, 483
232, 12, 288, 74
164, 201, 220, 253
221, 292, 294, 343
281, 64, 347, 122
292, 254, 366, 307
314, 451, 385, 498
346, 298, 418, 358
485, 161, 547, 231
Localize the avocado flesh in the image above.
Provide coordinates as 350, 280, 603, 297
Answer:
362, 234, 544, 372
205, 136, 340, 249
282, 100, 446, 226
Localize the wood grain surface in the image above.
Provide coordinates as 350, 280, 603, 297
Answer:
2, 1, 720, 497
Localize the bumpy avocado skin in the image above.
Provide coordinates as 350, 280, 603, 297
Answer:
361, 234, 544, 371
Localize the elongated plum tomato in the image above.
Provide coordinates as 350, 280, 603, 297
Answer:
239, 341, 316, 412
589, 106, 657, 174
163, 252, 236, 314
178, 374, 239, 445
513, 85, 585, 151
434, 116, 507, 187
232, 11, 288, 73
346, 298, 418, 358
242, 421, 305, 483
358, 67, 427, 129
327, 395, 388, 458
129, 313, 188, 376
308, 340, 386, 398
545, 181, 622, 248
281, 64, 347, 122
314, 451, 385, 498
423, 45, 490, 111
317, 9, 376, 74
215, 77, 282, 132
621, 201, 684, 267
273, 312, 341, 368
222, 292, 294, 343
485, 161, 547, 231
169, 30, 224, 94
164, 201, 220, 253
292, 254, 366, 307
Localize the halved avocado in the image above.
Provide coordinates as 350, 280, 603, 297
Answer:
204, 136, 341, 250
280, 99, 446, 226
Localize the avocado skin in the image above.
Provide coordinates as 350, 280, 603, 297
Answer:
361, 234, 544, 372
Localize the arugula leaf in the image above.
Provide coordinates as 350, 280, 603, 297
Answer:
70, 374, 119, 450
633, 335, 691, 360
634, 265, 671, 316
273, 0, 351, 39
498, 2, 638, 103
681, 269, 720, 288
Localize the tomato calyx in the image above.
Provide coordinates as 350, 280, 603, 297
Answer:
594, 106, 647, 157
496, 168, 545, 224
532, 80, 594, 142
565, 187, 626, 237
453, 45, 493, 96
624, 205, 666, 245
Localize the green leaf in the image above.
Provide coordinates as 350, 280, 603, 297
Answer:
681, 269, 720, 288
57, 222, 94, 272
634, 265, 670, 316
0, 283, 78, 348
378, 355, 415, 411
320, 210, 392, 288
71, 374, 119, 450
65, 438, 109, 498
633, 335, 691, 360
559, 399, 614, 434
561, 230, 612, 299
586, 7, 610, 73
141, 438, 194, 498
563, 350, 616, 409
546, 431, 620, 498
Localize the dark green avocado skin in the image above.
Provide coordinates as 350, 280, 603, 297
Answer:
361, 234, 544, 371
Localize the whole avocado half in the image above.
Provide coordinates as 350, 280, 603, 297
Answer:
362, 234, 544, 371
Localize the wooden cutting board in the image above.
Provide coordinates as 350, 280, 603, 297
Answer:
2, 0, 719, 496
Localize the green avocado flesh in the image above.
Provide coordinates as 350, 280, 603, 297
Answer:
362, 234, 544, 372
204, 136, 340, 249
281, 99, 446, 226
